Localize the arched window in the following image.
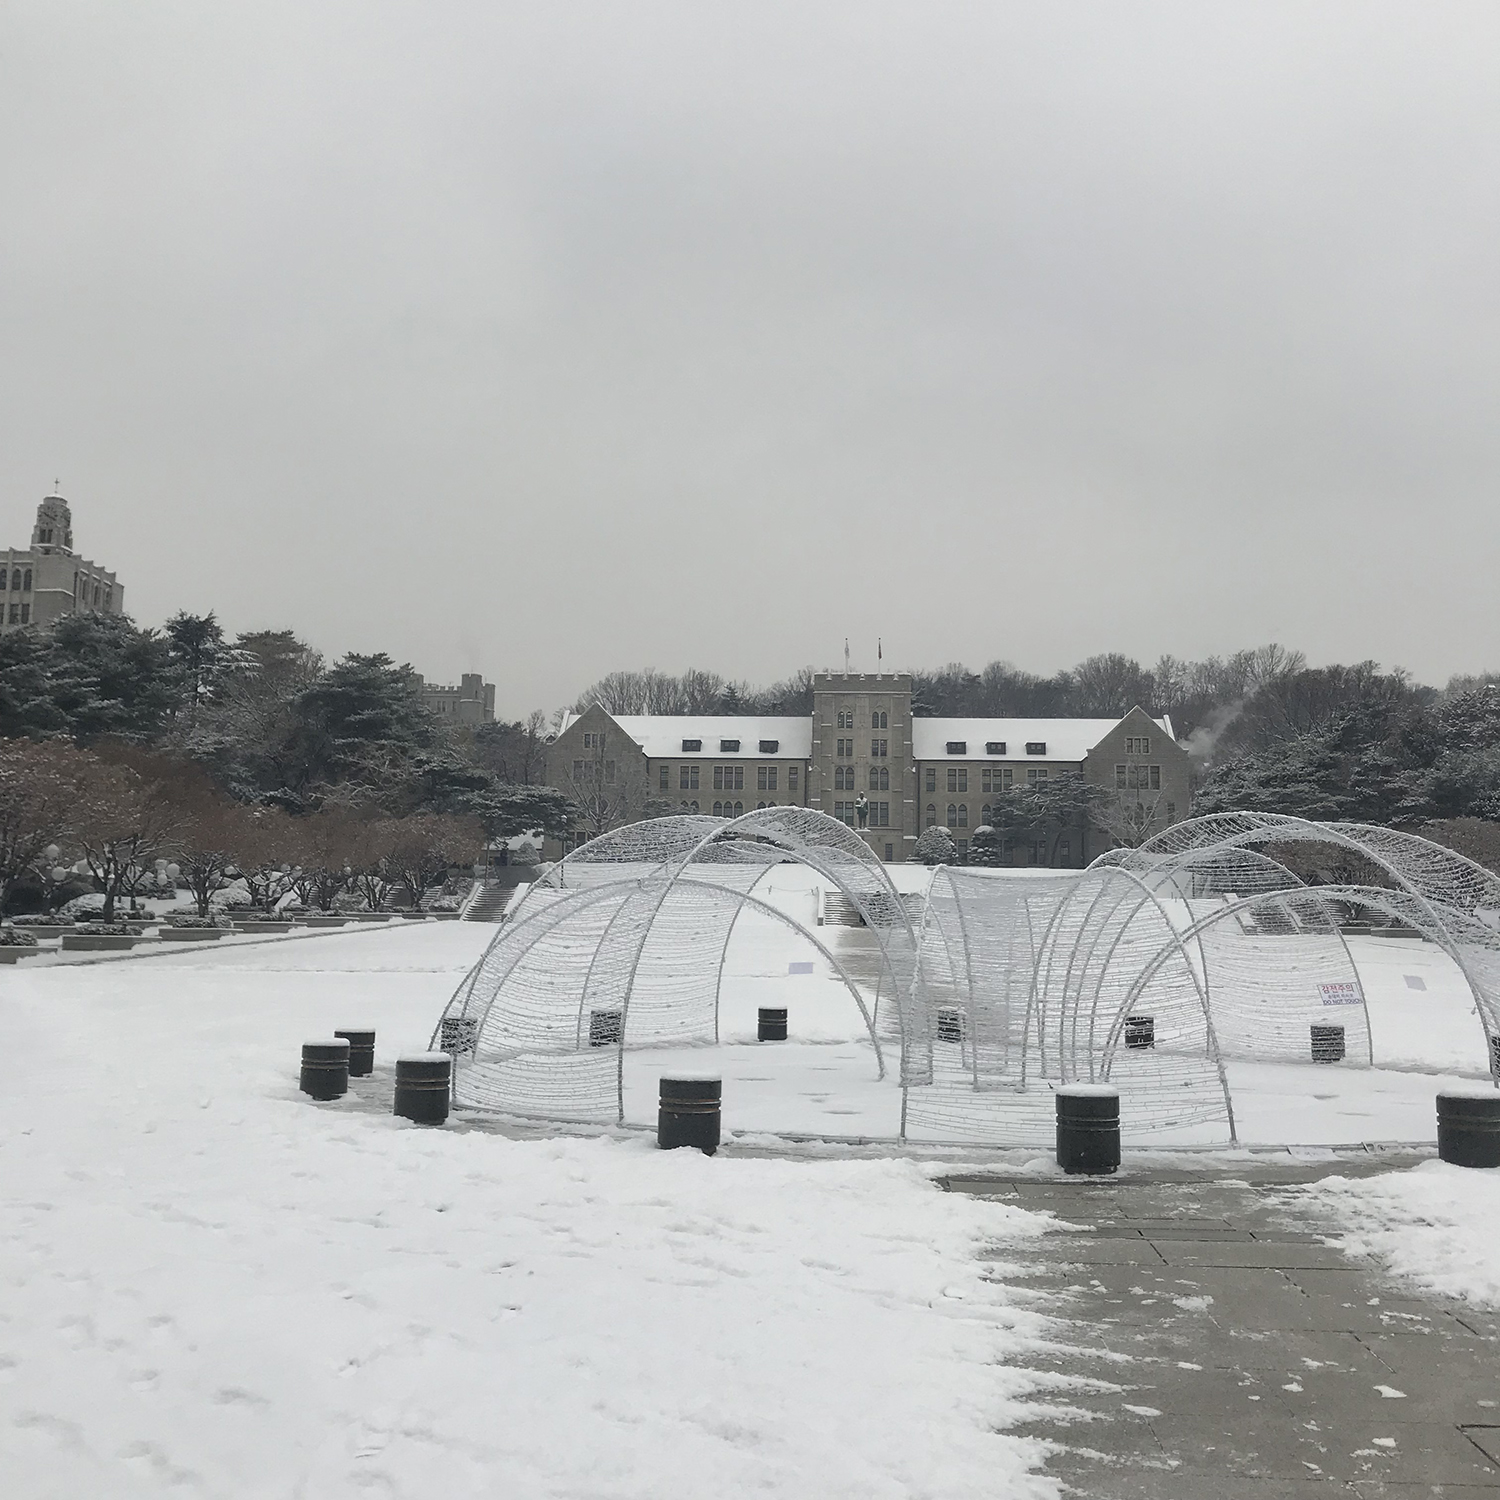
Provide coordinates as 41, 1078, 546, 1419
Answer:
690, 800, 699, 813
733, 801, 743, 817
926, 803, 936, 826
947, 803, 957, 826
756, 801, 766, 811
712, 801, 723, 817
981, 803, 991, 824
956, 804, 968, 828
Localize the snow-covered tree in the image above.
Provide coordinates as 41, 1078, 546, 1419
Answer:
913, 825, 956, 866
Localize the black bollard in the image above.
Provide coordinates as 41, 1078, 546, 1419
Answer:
658, 1075, 721, 1155
1311, 1024, 1346, 1064
757, 1007, 788, 1042
1056, 1085, 1120, 1176
394, 1052, 451, 1125
937, 1007, 964, 1044
1124, 1014, 1155, 1050
300, 1038, 350, 1100
1437, 1089, 1500, 1169
334, 1028, 375, 1077
589, 1009, 623, 1047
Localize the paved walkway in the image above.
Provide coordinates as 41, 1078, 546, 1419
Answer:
946, 1160, 1500, 1499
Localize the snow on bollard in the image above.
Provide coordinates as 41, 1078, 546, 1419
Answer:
757, 1007, 788, 1042
658, 1075, 721, 1155
334, 1028, 375, 1077
300, 1038, 350, 1101
1311, 1024, 1346, 1064
1125, 1014, 1155, 1050
1056, 1085, 1120, 1176
1437, 1088, 1500, 1169
394, 1053, 451, 1126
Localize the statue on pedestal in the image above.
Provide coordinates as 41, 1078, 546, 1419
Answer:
855, 794, 869, 830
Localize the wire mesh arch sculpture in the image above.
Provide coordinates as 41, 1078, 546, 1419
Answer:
434, 809, 1499, 1144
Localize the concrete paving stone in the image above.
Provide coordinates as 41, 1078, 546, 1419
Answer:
1349, 1485, 1500, 1498
1149, 1409, 1356, 1479
1059, 1474, 1359, 1500
1109, 1364, 1292, 1416
1464, 1428, 1500, 1467
1155, 1240, 1355, 1270
1309, 1422, 1500, 1486
1035, 1237, 1171, 1266
1139, 1225, 1260, 1242
1211, 1330, 1396, 1370
1272, 1364, 1499, 1426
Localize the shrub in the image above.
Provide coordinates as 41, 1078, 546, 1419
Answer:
76, 922, 144, 936
170, 913, 226, 929
913, 826, 957, 867
0, 927, 40, 947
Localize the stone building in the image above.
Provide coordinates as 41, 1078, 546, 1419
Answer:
2, 492, 123, 633
415, 672, 496, 726
545, 671, 1192, 865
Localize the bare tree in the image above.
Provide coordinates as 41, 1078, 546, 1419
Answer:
0, 739, 100, 911
70, 756, 184, 920
562, 743, 670, 839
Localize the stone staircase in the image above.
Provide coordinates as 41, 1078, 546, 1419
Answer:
463, 880, 515, 922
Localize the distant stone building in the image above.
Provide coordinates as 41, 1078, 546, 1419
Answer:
1, 492, 124, 634
546, 671, 1193, 865
416, 672, 496, 726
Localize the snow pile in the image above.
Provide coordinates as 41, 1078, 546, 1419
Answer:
0, 927, 1066, 1499
1303, 1160, 1500, 1309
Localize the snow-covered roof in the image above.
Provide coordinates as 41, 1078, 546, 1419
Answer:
563, 714, 813, 759
910, 716, 1174, 762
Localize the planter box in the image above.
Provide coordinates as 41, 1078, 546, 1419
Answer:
158, 928, 229, 941
61, 933, 138, 952
0, 948, 38, 963
234, 921, 294, 934
300, 915, 352, 928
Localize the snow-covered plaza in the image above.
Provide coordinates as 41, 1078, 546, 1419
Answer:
5, 816, 1500, 1495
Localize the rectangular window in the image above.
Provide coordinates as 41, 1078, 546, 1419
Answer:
982, 767, 1011, 793
680, 766, 698, 791
758, 766, 769, 791
604, 760, 616, 784
714, 766, 724, 790
945, 741, 966, 755
1027, 768, 1048, 784
719, 739, 740, 752
871, 738, 887, 758
732, 766, 743, 790
947, 767, 957, 793
22, 570, 31, 592
659, 765, 670, 791
884, 843, 894, 861
1127, 764, 1138, 790
957, 769, 968, 792
1025, 741, 1046, 756
572, 759, 584, 778
758, 739, 779, 754
1125, 736, 1152, 755
1150, 765, 1161, 791
18, 604, 28, 624
925, 768, 936, 792
788, 766, 799, 792
1115, 763, 1126, 790
985, 741, 1005, 755
582, 732, 598, 750
681, 738, 702, 752
1058, 839, 1071, 865
0, 569, 6, 590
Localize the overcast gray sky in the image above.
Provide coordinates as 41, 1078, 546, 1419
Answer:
3, 3, 1497, 716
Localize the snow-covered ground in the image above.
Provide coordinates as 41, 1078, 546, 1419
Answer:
1, 923, 1069, 1499
1302, 1161, 1500, 1309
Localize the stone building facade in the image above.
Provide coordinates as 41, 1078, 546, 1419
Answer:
416, 672, 496, 726
545, 672, 1192, 865
2, 493, 123, 633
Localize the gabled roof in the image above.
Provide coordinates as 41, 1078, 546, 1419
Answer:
560, 712, 813, 759
911, 715, 1174, 762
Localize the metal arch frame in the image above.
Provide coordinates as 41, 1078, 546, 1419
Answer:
1020, 862, 1235, 1137
1122, 813, 1500, 1055
1103, 882, 1486, 1077
673, 876, 887, 1081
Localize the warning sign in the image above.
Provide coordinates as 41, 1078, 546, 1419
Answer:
1319, 981, 1364, 1007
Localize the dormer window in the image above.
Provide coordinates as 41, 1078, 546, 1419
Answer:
985, 741, 1005, 755
945, 741, 967, 755
1025, 742, 1046, 755
719, 739, 740, 753
758, 739, 779, 754
681, 738, 702, 752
